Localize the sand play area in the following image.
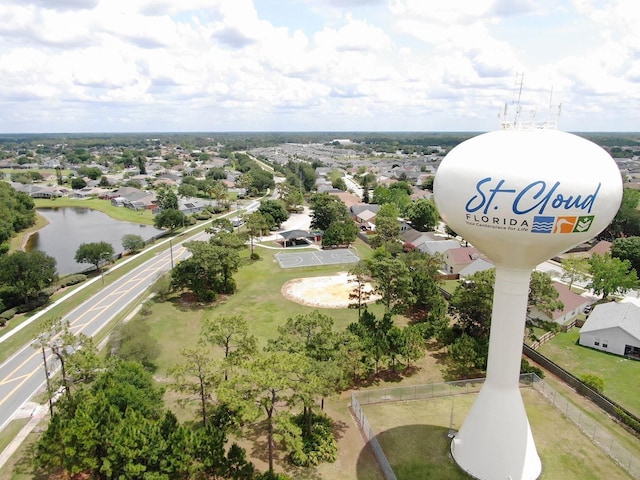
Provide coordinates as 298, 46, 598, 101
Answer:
281, 272, 380, 308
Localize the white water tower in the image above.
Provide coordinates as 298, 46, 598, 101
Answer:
434, 127, 622, 480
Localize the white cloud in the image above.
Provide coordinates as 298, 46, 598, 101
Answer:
0, 0, 638, 131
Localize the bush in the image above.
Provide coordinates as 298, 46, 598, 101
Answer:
520, 359, 544, 378
580, 373, 605, 394
40, 286, 59, 297
614, 407, 640, 435
58, 274, 87, 287
0, 308, 17, 322
288, 413, 337, 467
16, 294, 49, 314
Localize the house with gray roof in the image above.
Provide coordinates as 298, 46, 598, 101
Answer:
459, 258, 494, 278
579, 302, 640, 358
419, 239, 462, 257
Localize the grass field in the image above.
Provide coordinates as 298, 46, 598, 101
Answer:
4, 230, 640, 479
536, 328, 640, 417
363, 389, 635, 480
33, 197, 156, 225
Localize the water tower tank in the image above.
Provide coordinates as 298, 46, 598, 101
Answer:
434, 128, 622, 480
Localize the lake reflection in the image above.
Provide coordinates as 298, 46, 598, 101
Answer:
27, 208, 166, 276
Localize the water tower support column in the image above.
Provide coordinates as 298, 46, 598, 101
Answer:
451, 266, 541, 480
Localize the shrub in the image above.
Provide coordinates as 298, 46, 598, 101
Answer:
58, 274, 87, 287
288, 413, 337, 467
16, 294, 49, 314
520, 359, 544, 379
0, 308, 17, 322
40, 286, 59, 297
580, 373, 605, 394
614, 407, 640, 435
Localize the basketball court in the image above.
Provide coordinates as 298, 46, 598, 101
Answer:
275, 248, 360, 268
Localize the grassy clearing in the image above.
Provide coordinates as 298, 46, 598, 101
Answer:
537, 328, 640, 417
148, 239, 387, 378
364, 389, 634, 480
34, 197, 156, 225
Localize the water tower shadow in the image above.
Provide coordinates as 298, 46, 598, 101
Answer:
356, 424, 466, 479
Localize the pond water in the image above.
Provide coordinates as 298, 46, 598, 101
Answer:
26, 207, 166, 276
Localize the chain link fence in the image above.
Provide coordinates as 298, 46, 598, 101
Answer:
533, 379, 640, 478
350, 374, 639, 480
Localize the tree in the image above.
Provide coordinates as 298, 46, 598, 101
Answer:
266, 311, 345, 435
602, 188, 640, 239
448, 333, 480, 377
169, 345, 222, 426
171, 241, 240, 301
209, 180, 229, 208
321, 218, 357, 247
309, 193, 349, 231
348, 262, 373, 320
611, 236, 640, 275
348, 309, 395, 373
402, 251, 448, 337
405, 198, 439, 232
70, 177, 86, 190
121, 234, 145, 253
258, 199, 289, 229
156, 185, 179, 211
178, 183, 199, 198
245, 211, 270, 258
278, 183, 304, 211
108, 317, 160, 370
201, 315, 257, 380
373, 204, 400, 252
74, 241, 114, 275
154, 208, 186, 231
528, 270, 563, 318
588, 253, 638, 299
561, 256, 590, 289
220, 352, 306, 474
449, 269, 496, 339
33, 317, 101, 403
367, 256, 415, 314
91, 359, 165, 418
0, 250, 57, 304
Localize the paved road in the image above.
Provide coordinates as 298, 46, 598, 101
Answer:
0, 199, 262, 433
0, 236, 194, 432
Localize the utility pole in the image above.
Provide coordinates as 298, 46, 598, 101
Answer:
41, 346, 54, 416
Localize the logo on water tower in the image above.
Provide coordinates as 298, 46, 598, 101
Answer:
531, 215, 595, 234
462, 176, 601, 234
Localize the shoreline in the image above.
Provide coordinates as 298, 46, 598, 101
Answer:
16, 212, 50, 252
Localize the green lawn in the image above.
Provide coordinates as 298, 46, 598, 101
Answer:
147, 239, 386, 378
364, 389, 635, 480
34, 197, 156, 225
537, 328, 640, 417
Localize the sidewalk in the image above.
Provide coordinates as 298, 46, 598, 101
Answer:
0, 403, 47, 470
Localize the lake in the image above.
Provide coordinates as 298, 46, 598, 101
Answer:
26, 207, 166, 276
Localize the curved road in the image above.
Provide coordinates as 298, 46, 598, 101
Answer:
0, 199, 262, 433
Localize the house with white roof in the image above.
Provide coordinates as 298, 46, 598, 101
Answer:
579, 302, 640, 358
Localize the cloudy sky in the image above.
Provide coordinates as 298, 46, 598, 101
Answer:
0, 0, 638, 133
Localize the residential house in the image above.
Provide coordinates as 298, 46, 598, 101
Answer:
579, 302, 640, 358
459, 258, 494, 278
529, 282, 590, 325
443, 246, 484, 275
103, 187, 157, 210
178, 197, 214, 214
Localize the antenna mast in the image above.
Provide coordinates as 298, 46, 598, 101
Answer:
500, 73, 561, 130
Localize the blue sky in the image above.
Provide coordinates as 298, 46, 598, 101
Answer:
0, 0, 638, 133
